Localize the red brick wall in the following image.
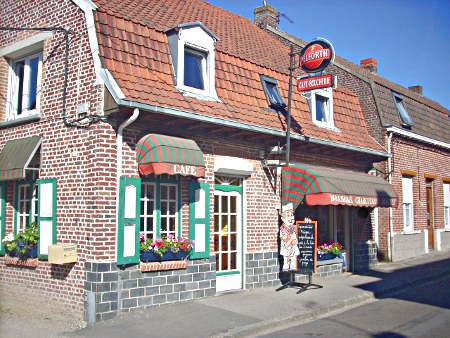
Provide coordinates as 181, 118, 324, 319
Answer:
0, 0, 109, 313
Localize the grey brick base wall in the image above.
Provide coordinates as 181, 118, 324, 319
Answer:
353, 242, 378, 272
245, 251, 281, 289
438, 230, 450, 250
85, 257, 216, 323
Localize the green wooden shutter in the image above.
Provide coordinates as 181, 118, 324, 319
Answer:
189, 181, 210, 259
37, 178, 57, 259
0, 182, 5, 254
117, 177, 141, 265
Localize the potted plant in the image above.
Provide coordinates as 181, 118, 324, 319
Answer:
139, 233, 194, 262
2, 222, 39, 259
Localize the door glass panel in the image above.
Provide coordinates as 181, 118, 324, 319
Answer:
222, 196, 228, 212
230, 196, 237, 213
214, 195, 219, 213
230, 234, 236, 250
230, 252, 236, 270
230, 214, 237, 232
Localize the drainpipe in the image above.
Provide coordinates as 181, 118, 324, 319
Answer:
115, 108, 139, 316
387, 130, 394, 261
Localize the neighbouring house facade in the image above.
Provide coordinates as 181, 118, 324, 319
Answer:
1, 0, 400, 322
256, 4, 450, 262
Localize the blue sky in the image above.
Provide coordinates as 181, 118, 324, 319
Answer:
206, 0, 450, 110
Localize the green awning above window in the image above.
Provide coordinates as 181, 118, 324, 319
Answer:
282, 163, 398, 209
0, 136, 42, 181
136, 134, 205, 178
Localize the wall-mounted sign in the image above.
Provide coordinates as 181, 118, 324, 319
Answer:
297, 74, 335, 92
299, 38, 335, 73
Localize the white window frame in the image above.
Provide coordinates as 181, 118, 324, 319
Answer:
6, 51, 43, 120
16, 181, 38, 233
140, 177, 180, 240
166, 22, 219, 101
444, 182, 450, 230
308, 87, 335, 129
402, 176, 414, 232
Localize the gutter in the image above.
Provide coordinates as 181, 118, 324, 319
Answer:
115, 108, 140, 316
386, 125, 450, 150
387, 130, 394, 261
116, 98, 390, 159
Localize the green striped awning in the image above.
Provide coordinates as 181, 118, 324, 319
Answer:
0, 136, 42, 181
282, 163, 398, 209
136, 134, 205, 177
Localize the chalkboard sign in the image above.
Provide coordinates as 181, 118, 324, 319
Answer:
296, 221, 317, 274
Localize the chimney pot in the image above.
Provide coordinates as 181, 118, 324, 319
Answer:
254, 4, 278, 29
408, 85, 423, 96
360, 58, 378, 74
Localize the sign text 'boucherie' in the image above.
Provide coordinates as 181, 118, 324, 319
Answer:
297, 74, 334, 92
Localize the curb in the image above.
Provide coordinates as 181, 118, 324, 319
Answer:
210, 270, 450, 338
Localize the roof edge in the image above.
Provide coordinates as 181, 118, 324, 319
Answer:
165, 21, 219, 41
386, 126, 450, 150
116, 99, 390, 159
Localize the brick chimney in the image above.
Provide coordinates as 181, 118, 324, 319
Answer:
254, 3, 278, 29
360, 58, 378, 74
409, 85, 423, 96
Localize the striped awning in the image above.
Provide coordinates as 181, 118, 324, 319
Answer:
136, 134, 205, 177
282, 163, 398, 209
0, 136, 42, 181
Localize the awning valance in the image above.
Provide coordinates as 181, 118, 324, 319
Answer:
0, 136, 42, 181
282, 164, 398, 209
136, 134, 205, 178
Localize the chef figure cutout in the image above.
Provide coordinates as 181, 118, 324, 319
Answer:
279, 203, 300, 270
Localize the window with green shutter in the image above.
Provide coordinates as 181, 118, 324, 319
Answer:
117, 177, 141, 265
189, 181, 210, 259
0, 182, 5, 254
37, 178, 57, 259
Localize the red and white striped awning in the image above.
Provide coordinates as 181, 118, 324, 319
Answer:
136, 134, 205, 178
282, 163, 398, 209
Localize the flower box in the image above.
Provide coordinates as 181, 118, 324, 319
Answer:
140, 250, 189, 262
317, 253, 335, 261
5, 254, 39, 268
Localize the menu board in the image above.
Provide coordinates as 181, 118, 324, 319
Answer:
296, 221, 317, 274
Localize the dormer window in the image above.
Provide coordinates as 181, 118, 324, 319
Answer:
166, 22, 219, 101
260, 75, 286, 109
307, 87, 334, 128
393, 92, 414, 127
184, 47, 206, 90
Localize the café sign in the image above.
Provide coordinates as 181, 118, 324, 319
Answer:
299, 38, 335, 74
297, 74, 335, 92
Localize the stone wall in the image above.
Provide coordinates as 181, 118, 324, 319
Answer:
392, 231, 426, 262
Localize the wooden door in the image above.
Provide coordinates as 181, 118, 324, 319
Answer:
426, 185, 434, 249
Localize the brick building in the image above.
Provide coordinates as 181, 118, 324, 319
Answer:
256, 4, 450, 262
1, 0, 400, 322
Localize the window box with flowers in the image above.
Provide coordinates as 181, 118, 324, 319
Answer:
139, 234, 194, 272
317, 242, 344, 261
2, 222, 39, 267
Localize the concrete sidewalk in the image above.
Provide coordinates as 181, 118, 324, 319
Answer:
65, 250, 450, 338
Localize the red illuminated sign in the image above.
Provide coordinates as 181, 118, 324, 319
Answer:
297, 74, 334, 92
299, 38, 334, 73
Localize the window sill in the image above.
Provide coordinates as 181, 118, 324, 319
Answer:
0, 114, 40, 128
140, 260, 187, 272
177, 86, 222, 102
4, 255, 39, 268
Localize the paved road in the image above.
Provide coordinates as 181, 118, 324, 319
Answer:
259, 278, 450, 338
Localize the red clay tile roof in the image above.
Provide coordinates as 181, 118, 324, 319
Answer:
93, 0, 386, 153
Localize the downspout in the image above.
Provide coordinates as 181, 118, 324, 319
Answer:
387, 130, 394, 261
115, 108, 140, 316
